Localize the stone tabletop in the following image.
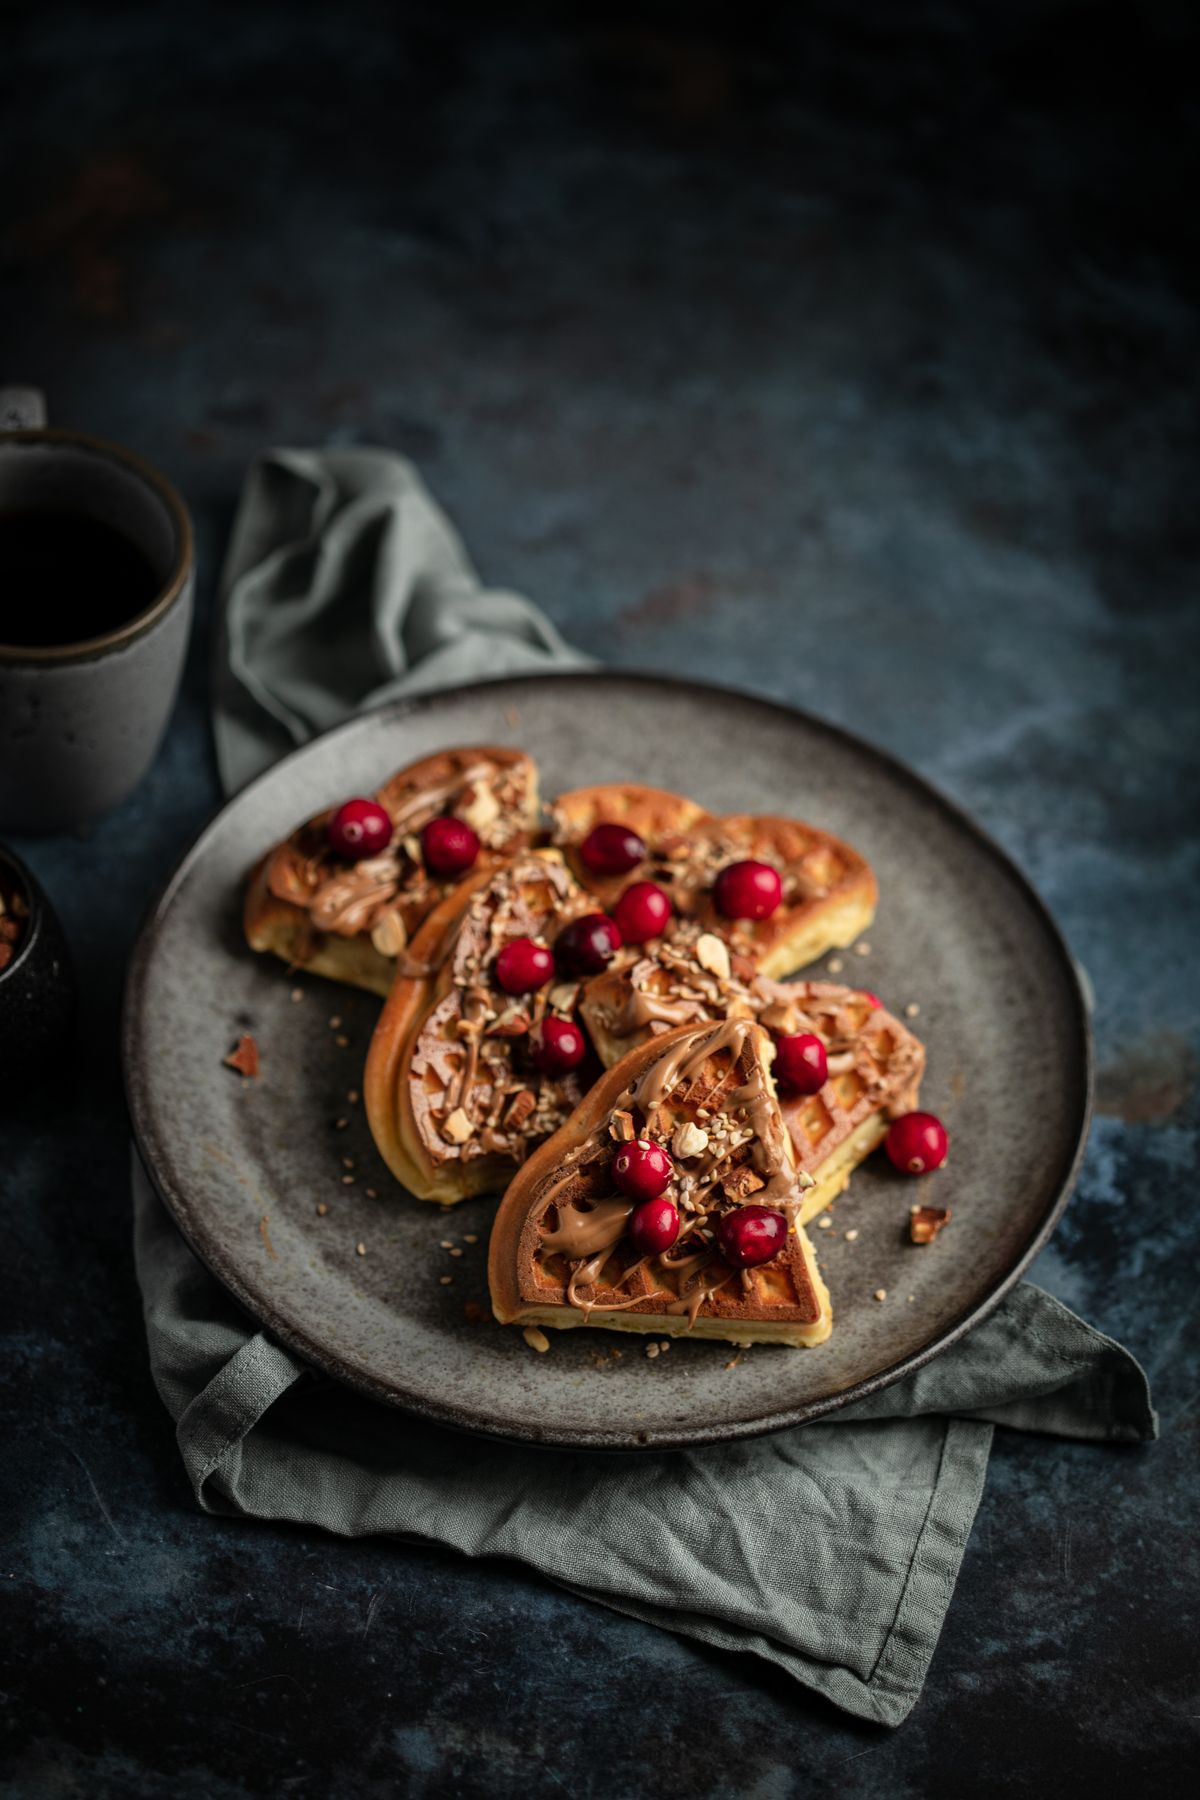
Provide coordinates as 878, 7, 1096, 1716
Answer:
2, 3, 1197, 1794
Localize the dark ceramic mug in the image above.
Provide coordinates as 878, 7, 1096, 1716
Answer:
0, 842, 76, 1092
0, 388, 195, 832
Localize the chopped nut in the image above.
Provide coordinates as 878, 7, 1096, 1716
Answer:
522, 1326, 551, 1353
722, 1163, 764, 1201
371, 909, 408, 957
440, 1239, 454, 1249
341, 1175, 355, 1186
504, 1089, 538, 1130
658, 1340, 671, 1352
402, 833, 422, 863
673, 1120, 710, 1159
342, 1155, 355, 1169
223, 1034, 260, 1078
695, 933, 731, 980
817, 1215, 833, 1230
910, 1205, 952, 1244
759, 1001, 799, 1035
366, 1188, 377, 1199
442, 1108, 473, 1144
609, 1109, 637, 1142
873, 1287, 888, 1302
796, 1170, 816, 1190
449, 1247, 463, 1258
845, 1228, 859, 1241
489, 1006, 531, 1038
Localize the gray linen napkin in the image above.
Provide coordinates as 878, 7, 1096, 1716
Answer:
135, 447, 1156, 1729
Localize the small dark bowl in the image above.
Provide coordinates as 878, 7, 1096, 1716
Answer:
0, 843, 76, 1092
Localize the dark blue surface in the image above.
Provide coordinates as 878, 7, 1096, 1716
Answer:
2, 3, 1197, 1794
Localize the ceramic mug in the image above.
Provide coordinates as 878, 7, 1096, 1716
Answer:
0, 388, 194, 832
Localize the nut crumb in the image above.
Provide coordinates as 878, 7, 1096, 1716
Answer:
855, 941, 872, 956
439, 1275, 453, 1286
645, 1343, 660, 1359
724, 1354, 742, 1370
356, 1242, 366, 1257
827, 957, 844, 973
366, 1188, 377, 1199
905, 1002, 921, 1018
910, 1205, 952, 1244
673, 1120, 710, 1159
341, 1175, 355, 1186
609, 1109, 636, 1142
223, 1034, 260, 1078
290, 988, 303, 1003
907, 1294, 915, 1302
658, 1340, 671, 1352
336, 1034, 350, 1049
695, 932, 731, 980
329, 1016, 342, 1029
522, 1326, 550, 1353
817, 1215, 833, 1230
463, 1234, 478, 1244
449, 1247, 463, 1258
342, 1155, 355, 1170
347, 1090, 360, 1105
845, 1228, 859, 1241
315, 1203, 328, 1217
335, 1117, 348, 1131
873, 1287, 888, 1302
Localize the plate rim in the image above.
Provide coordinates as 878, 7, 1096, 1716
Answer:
123, 669, 1094, 1451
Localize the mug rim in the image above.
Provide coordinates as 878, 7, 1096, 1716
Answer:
0, 428, 194, 666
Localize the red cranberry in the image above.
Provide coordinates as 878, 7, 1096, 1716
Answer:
714, 859, 783, 921
628, 1196, 680, 1257
613, 880, 672, 945
885, 1111, 949, 1175
495, 937, 554, 995
611, 1138, 672, 1200
715, 1205, 788, 1269
421, 815, 480, 876
328, 798, 393, 861
556, 912, 623, 975
529, 1015, 586, 1075
579, 822, 646, 876
774, 1032, 828, 1095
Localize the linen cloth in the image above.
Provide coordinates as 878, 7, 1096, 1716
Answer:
134, 447, 1155, 1727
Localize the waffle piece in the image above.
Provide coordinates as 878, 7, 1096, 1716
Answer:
244, 747, 539, 997
579, 930, 925, 1222
364, 849, 595, 1204
549, 783, 876, 977
488, 1018, 833, 1347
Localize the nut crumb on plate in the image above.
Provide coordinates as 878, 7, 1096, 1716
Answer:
522, 1326, 550, 1353
873, 1287, 888, 1301
223, 1034, 260, 1078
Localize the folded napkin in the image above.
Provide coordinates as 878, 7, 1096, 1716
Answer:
135, 447, 1155, 1728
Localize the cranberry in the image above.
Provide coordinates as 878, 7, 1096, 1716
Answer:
495, 937, 554, 995
579, 822, 646, 876
529, 1015, 586, 1075
716, 1205, 788, 1269
885, 1111, 949, 1175
328, 797, 393, 861
628, 1196, 680, 1257
556, 912, 623, 975
774, 1032, 828, 1095
613, 880, 672, 945
421, 815, 480, 876
714, 859, 783, 922
612, 1138, 672, 1201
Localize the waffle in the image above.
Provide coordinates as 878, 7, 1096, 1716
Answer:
244, 747, 539, 997
579, 928, 925, 1222
549, 783, 876, 977
364, 849, 596, 1204
488, 1019, 833, 1347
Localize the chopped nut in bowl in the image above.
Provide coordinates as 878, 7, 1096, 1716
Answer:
0, 843, 76, 1091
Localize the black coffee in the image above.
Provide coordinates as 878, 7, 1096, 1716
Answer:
0, 507, 163, 647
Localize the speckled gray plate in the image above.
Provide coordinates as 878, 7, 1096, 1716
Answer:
123, 674, 1091, 1450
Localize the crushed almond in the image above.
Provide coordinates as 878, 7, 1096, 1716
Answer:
522, 1326, 551, 1353
609, 1109, 637, 1142
371, 909, 408, 957
694, 933, 731, 980
441, 1108, 473, 1144
335, 1117, 348, 1131
673, 1120, 710, 1159
223, 1034, 260, 1078
347, 1090, 360, 1105
855, 942, 872, 956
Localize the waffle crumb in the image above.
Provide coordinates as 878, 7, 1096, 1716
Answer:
827, 957, 844, 973
645, 1343, 660, 1359
873, 1287, 888, 1302
817, 1215, 833, 1230
316, 1203, 328, 1217
845, 1228, 859, 1241
523, 1326, 550, 1353
356, 1242, 366, 1257
905, 1002, 921, 1018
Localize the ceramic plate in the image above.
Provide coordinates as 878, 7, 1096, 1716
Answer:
123, 674, 1090, 1450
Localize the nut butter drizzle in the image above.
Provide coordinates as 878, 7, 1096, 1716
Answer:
537, 1019, 801, 1326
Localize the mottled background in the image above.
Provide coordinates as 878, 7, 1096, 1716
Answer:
1, 1, 1197, 1794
